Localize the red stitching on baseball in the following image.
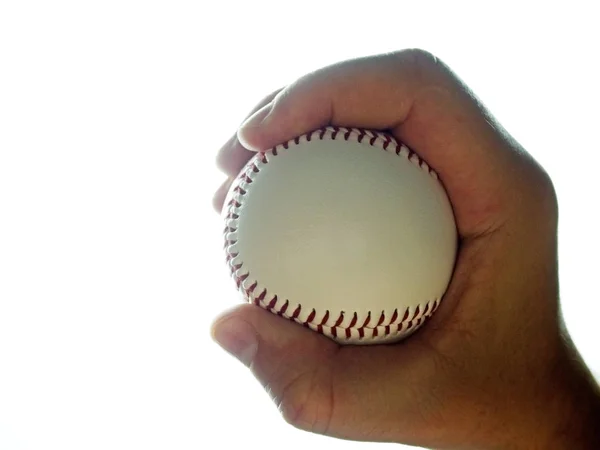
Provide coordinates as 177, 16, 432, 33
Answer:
267, 296, 278, 310
382, 135, 391, 150
256, 288, 267, 302
232, 186, 246, 195
306, 309, 317, 324
224, 126, 442, 341
235, 272, 249, 288
357, 129, 366, 142
423, 302, 430, 315
291, 305, 301, 319
279, 300, 289, 316
316, 311, 329, 334
362, 312, 371, 328
227, 198, 241, 208
245, 281, 257, 296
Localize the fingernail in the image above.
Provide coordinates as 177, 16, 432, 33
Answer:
240, 102, 273, 130
212, 319, 258, 367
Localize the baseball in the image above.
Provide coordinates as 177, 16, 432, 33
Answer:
223, 127, 457, 344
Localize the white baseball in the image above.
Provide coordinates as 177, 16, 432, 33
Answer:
223, 127, 457, 344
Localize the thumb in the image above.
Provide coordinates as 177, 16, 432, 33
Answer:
211, 303, 447, 443
211, 303, 339, 428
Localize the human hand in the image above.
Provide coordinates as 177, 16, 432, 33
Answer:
211, 50, 600, 449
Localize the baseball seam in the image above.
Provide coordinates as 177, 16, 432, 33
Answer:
224, 126, 442, 341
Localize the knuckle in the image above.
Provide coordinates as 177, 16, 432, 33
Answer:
536, 173, 559, 220
396, 48, 443, 71
269, 86, 292, 114
277, 379, 316, 429
245, 87, 285, 122
273, 371, 333, 434
537, 168, 558, 204
402, 48, 440, 65
384, 48, 448, 87
523, 161, 559, 220
279, 393, 312, 430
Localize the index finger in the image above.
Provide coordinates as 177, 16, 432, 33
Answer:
216, 88, 283, 176
236, 49, 546, 235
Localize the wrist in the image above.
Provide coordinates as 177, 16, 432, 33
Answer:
542, 342, 600, 449
460, 332, 600, 450
503, 335, 600, 450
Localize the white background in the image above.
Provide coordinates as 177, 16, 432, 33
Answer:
1, 2, 598, 449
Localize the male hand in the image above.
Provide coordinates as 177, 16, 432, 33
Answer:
211, 50, 600, 449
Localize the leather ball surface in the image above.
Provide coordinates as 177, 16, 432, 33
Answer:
223, 127, 457, 344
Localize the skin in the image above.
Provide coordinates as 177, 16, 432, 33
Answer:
210, 49, 600, 449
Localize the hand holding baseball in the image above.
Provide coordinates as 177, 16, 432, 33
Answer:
211, 50, 600, 449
